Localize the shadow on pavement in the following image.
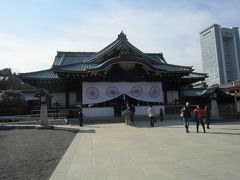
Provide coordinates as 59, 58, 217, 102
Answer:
206, 131, 240, 136
79, 129, 96, 133
215, 127, 240, 131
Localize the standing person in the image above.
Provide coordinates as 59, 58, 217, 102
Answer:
113, 104, 117, 117
148, 105, 156, 127
130, 104, 135, 116
116, 104, 121, 117
78, 108, 84, 127
130, 104, 135, 125
180, 102, 192, 133
193, 105, 206, 133
159, 108, 164, 122
124, 106, 131, 125
204, 105, 211, 129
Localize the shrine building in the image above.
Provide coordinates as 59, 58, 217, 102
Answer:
19, 32, 207, 117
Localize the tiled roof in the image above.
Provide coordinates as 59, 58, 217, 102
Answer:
55, 64, 98, 72
53, 52, 95, 66
52, 32, 192, 73
181, 89, 204, 97
21, 90, 39, 101
53, 51, 167, 67
146, 53, 167, 64
50, 32, 191, 74
83, 39, 120, 63
54, 60, 192, 73
202, 84, 219, 94
182, 72, 207, 79
153, 64, 192, 72
20, 32, 206, 81
19, 69, 59, 80
83, 32, 161, 65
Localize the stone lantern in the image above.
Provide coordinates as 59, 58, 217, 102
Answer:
35, 89, 52, 127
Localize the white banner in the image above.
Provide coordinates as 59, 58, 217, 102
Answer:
82, 82, 164, 104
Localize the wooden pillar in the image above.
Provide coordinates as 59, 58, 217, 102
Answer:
80, 82, 83, 105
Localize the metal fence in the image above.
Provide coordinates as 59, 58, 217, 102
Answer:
0, 112, 67, 125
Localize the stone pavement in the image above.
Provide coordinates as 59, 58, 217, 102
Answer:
50, 120, 240, 180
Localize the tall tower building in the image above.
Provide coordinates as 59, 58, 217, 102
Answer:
200, 24, 240, 86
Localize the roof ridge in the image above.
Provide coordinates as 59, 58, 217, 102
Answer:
83, 38, 121, 63
123, 40, 157, 63
190, 72, 207, 75
83, 32, 157, 64
164, 63, 192, 69
57, 51, 96, 55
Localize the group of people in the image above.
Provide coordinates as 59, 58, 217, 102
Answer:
123, 104, 136, 125
180, 102, 210, 133
124, 104, 164, 127
113, 104, 123, 117
78, 102, 210, 132
147, 105, 164, 127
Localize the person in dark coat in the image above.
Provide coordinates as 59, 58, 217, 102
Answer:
148, 105, 156, 127
204, 105, 211, 129
116, 104, 121, 117
129, 104, 135, 125
78, 108, 83, 127
113, 104, 118, 117
181, 102, 192, 133
159, 108, 164, 122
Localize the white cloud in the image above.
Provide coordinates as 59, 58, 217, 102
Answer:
55, 7, 215, 72
0, 33, 55, 73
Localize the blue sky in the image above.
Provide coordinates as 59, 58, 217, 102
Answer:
0, 0, 240, 73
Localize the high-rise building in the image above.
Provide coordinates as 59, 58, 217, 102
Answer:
200, 24, 240, 86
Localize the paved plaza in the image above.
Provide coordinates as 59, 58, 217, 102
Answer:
50, 120, 240, 180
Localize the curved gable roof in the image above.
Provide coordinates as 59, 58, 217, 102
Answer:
54, 55, 192, 73
20, 32, 203, 80
83, 31, 158, 65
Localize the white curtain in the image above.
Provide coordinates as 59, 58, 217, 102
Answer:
82, 82, 163, 104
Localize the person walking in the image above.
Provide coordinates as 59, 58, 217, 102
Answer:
180, 102, 192, 133
193, 105, 206, 133
204, 105, 211, 129
148, 105, 156, 127
159, 108, 164, 122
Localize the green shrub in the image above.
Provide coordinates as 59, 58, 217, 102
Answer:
0, 90, 28, 115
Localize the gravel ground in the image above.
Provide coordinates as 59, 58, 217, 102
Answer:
0, 129, 76, 180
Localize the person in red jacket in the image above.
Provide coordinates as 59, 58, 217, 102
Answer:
193, 105, 206, 133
